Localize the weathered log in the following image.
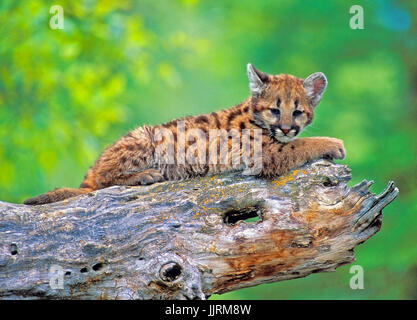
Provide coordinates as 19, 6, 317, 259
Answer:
0, 159, 398, 299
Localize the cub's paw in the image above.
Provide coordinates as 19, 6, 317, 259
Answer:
322, 138, 346, 160
135, 169, 165, 185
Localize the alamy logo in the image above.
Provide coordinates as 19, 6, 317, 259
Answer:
349, 265, 364, 289
49, 264, 64, 289
49, 5, 64, 30
154, 121, 263, 175
349, 5, 364, 29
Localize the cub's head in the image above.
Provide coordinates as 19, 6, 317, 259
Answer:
247, 63, 327, 143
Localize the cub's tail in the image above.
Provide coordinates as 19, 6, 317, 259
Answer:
24, 168, 97, 205
23, 187, 93, 205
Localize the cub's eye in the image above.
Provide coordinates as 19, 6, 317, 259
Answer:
277, 98, 281, 107
271, 108, 280, 116
293, 110, 303, 117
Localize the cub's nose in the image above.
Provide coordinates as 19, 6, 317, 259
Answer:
281, 128, 290, 135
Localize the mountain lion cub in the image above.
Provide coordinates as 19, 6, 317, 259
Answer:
24, 64, 345, 205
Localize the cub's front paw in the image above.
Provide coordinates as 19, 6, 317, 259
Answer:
322, 138, 346, 160
136, 169, 165, 185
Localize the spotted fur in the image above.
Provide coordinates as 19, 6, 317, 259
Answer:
24, 64, 345, 205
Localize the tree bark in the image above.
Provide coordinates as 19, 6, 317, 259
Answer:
0, 159, 398, 300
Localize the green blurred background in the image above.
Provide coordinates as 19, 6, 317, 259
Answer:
0, 0, 416, 299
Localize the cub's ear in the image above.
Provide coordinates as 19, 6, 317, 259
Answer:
247, 63, 269, 97
303, 72, 328, 107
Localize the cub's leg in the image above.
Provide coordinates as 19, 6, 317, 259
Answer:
93, 127, 166, 188
260, 137, 346, 177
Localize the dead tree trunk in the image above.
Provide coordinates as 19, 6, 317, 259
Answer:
0, 159, 398, 299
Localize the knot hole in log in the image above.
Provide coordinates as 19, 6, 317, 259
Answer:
160, 262, 183, 283
222, 200, 264, 225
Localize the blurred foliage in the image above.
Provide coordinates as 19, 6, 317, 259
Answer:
0, 0, 416, 299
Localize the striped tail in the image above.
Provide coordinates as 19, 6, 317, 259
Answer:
23, 187, 93, 205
